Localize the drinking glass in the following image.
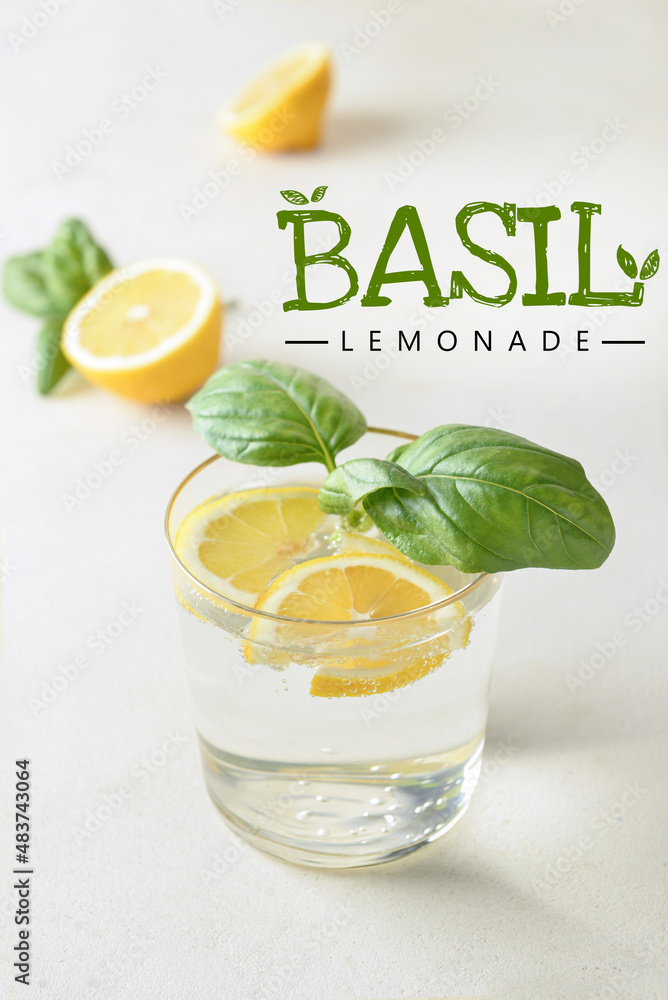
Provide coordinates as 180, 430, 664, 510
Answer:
165, 429, 502, 867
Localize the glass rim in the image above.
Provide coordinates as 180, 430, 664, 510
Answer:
164, 427, 493, 627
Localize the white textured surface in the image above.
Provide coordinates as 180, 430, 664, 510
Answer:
1, 2, 667, 998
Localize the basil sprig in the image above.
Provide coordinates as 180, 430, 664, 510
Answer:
320, 425, 615, 572
3, 219, 113, 394
187, 361, 615, 574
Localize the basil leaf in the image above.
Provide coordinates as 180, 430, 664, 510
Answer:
3, 218, 113, 397
319, 425, 615, 572
319, 458, 425, 513
3, 220, 113, 319
385, 440, 412, 463
2, 251, 57, 316
311, 185, 328, 202
35, 316, 70, 395
42, 219, 113, 314
187, 359, 366, 471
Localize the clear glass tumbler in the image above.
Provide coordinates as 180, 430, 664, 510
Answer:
165, 429, 502, 868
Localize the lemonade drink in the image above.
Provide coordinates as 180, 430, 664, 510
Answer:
166, 443, 502, 868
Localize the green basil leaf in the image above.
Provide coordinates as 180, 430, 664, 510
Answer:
616, 245, 637, 279
640, 249, 660, 280
187, 359, 367, 471
42, 218, 113, 313
385, 440, 412, 463
3, 220, 113, 321
311, 185, 328, 202
2, 251, 57, 316
318, 458, 425, 513
319, 425, 615, 572
35, 316, 70, 395
280, 190, 308, 206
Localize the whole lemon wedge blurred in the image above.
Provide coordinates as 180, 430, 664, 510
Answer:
61, 257, 223, 403
219, 42, 331, 152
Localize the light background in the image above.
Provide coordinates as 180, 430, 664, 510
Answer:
1, 1, 667, 998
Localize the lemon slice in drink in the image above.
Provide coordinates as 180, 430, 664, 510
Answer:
249, 552, 471, 697
174, 487, 331, 606
219, 42, 331, 151
62, 257, 222, 403
339, 532, 412, 560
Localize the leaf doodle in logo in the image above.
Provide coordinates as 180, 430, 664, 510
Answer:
280, 186, 328, 205
639, 248, 660, 280
617, 244, 660, 282
280, 189, 308, 206
616, 244, 637, 279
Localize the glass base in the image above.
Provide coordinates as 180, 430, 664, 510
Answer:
200, 735, 483, 869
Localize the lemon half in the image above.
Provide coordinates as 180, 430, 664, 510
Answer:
62, 257, 222, 402
219, 42, 331, 151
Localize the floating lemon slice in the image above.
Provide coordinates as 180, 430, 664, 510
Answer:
339, 531, 412, 561
219, 42, 331, 151
248, 552, 471, 697
62, 257, 222, 403
174, 487, 331, 606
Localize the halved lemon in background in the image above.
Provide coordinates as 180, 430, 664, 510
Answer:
219, 42, 331, 151
62, 257, 222, 403
248, 552, 471, 697
174, 487, 332, 606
